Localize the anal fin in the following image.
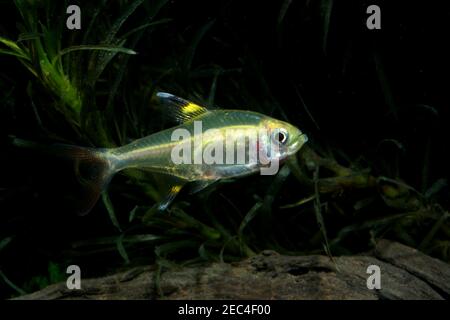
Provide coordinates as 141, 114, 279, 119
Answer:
158, 184, 184, 211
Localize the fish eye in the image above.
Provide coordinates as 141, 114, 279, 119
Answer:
272, 128, 289, 145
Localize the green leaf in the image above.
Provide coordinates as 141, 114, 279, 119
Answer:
0, 270, 26, 296
374, 52, 398, 118
184, 20, 215, 71
198, 242, 217, 261
278, 0, 293, 25
260, 164, 291, 224
419, 211, 450, 251
425, 179, 447, 199
116, 234, 130, 264
0, 49, 28, 60
17, 32, 41, 41
238, 202, 263, 237
120, 18, 172, 39
129, 206, 138, 223
53, 45, 136, 65
0, 36, 30, 61
0, 237, 12, 252
102, 192, 122, 232
313, 167, 332, 257
155, 240, 199, 258
171, 207, 221, 240
280, 195, 315, 209
106, 0, 145, 44
208, 68, 221, 107
48, 262, 64, 284
144, 0, 170, 17
0, 36, 22, 52
320, 0, 334, 53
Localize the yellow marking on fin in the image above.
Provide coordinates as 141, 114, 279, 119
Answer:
156, 92, 210, 122
170, 185, 182, 193
182, 102, 207, 115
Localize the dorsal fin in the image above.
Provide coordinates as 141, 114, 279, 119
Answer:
156, 92, 210, 123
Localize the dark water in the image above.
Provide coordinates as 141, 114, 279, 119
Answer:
0, 0, 449, 298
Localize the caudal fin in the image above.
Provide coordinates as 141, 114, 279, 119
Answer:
10, 137, 115, 215
57, 145, 114, 215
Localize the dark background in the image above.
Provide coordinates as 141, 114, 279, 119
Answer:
0, 0, 449, 298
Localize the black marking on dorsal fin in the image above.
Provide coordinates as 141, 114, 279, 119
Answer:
156, 92, 210, 123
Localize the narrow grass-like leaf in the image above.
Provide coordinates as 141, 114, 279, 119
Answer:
53, 45, 136, 65
0, 37, 30, 61
116, 234, 130, 264
313, 166, 332, 257
106, 0, 144, 44
294, 84, 320, 130
331, 212, 412, 246
129, 205, 138, 223
238, 202, 263, 237
144, 0, 170, 17
86, 0, 143, 85
154, 261, 164, 297
198, 242, 219, 261
172, 208, 221, 240
155, 240, 199, 258
219, 236, 239, 263
185, 20, 215, 71
0, 270, 26, 295
416, 104, 438, 116
280, 195, 315, 209
261, 164, 291, 217
425, 179, 447, 199
0, 49, 29, 60
378, 139, 405, 151
89, 39, 128, 85
71, 234, 161, 248
17, 32, 42, 42
198, 242, 209, 260
377, 176, 423, 198
320, 0, 333, 53
119, 18, 172, 39
374, 52, 397, 118
48, 262, 64, 284
419, 210, 450, 251
101, 192, 122, 232
207, 69, 221, 107
0, 237, 12, 252
278, 0, 293, 25
0, 36, 22, 52
421, 136, 431, 192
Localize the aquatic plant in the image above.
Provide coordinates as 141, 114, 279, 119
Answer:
0, 0, 449, 298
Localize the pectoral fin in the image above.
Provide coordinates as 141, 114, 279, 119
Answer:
156, 179, 218, 211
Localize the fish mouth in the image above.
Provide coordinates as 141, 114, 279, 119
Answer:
300, 133, 308, 143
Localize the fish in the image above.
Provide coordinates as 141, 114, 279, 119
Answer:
36, 92, 308, 214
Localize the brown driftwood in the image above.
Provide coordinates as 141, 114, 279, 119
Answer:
14, 240, 450, 300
